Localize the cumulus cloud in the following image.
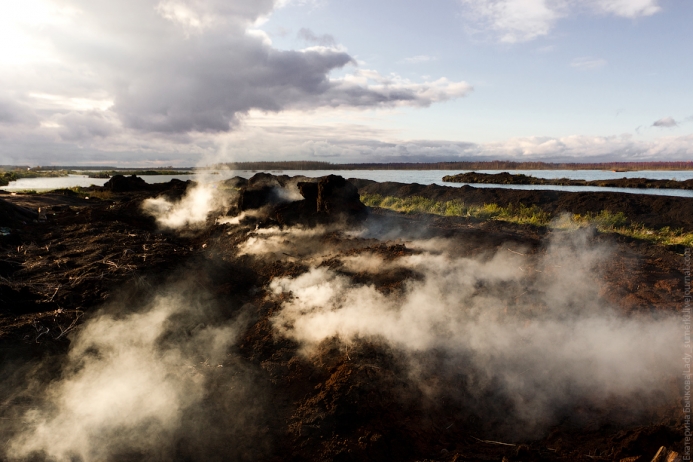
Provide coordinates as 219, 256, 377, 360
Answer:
215, 118, 693, 163
459, 0, 662, 42
590, 0, 661, 18
0, 0, 471, 147
460, 0, 563, 43
652, 116, 678, 128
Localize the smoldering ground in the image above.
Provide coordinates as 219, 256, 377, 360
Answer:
0, 276, 271, 462
142, 180, 234, 230
268, 227, 680, 438
0, 181, 684, 461
142, 173, 309, 231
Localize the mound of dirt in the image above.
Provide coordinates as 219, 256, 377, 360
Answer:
104, 174, 150, 192
354, 178, 693, 230
0, 198, 38, 229
236, 173, 367, 227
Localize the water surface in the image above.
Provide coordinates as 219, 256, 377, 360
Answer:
3, 170, 693, 198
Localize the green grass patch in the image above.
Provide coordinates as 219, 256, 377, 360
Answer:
361, 193, 693, 247
361, 194, 551, 225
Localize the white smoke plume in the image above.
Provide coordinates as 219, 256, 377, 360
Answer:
142, 181, 232, 230
269, 229, 680, 434
217, 209, 265, 226
6, 291, 253, 461
238, 227, 330, 258
237, 226, 370, 261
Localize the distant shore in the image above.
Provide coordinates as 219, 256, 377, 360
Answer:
213, 160, 693, 171
5, 160, 693, 173
0, 168, 197, 186
442, 171, 693, 190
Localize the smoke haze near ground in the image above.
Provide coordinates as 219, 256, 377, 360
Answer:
269, 228, 679, 436
1, 193, 682, 458
4, 288, 265, 462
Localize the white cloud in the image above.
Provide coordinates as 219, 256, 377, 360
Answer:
214, 117, 693, 163
590, 0, 661, 18
652, 116, 677, 128
0, 0, 471, 148
570, 56, 607, 70
459, 0, 662, 43
460, 0, 564, 43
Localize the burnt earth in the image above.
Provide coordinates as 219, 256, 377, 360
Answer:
0, 177, 687, 462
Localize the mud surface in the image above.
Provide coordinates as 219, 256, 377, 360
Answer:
442, 171, 693, 191
0, 177, 687, 462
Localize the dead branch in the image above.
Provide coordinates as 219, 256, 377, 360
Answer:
470, 435, 516, 447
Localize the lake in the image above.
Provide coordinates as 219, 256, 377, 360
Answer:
3, 169, 693, 198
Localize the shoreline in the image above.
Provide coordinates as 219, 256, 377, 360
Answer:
443, 171, 693, 190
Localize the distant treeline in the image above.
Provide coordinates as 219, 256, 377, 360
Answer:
216, 161, 693, 171
86, 170, 197, 178
0, 169, 71, 186
21, 166, 193, 171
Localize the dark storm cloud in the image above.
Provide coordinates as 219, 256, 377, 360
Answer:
297, 28, 337, 47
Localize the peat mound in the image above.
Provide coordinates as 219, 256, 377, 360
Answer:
443, 171, 693, 190
353, 178, 693, 230
0, 198, 38, 229
103, 174, 150, 192
235, 173, 367, 227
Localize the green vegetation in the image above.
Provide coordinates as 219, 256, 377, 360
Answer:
361, 193, 693, 247
0, 168, 71, 186
0, 172, 18, 186
52, 186, 113, 200
362, 194, 551, 225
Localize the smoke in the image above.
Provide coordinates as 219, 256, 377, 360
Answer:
238, 226, 330, 258
217, 209, 266, 226
273, 182, 304, 203
236, 225, 370, 262
269, 229, 679, 436
4, 289, 264, 461
142, 181, 232, 230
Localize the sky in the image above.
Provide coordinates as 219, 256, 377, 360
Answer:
0, 0, 691, 166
